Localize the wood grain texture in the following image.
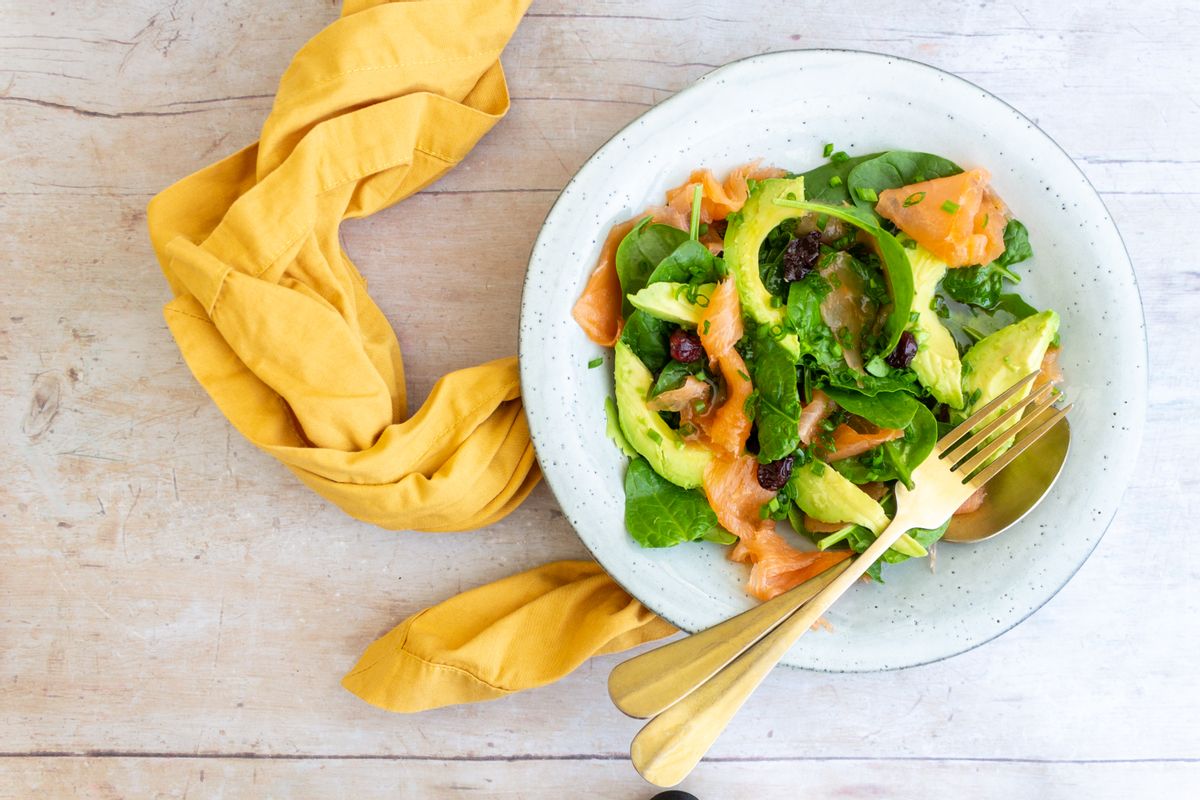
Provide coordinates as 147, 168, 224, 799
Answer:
2, 0, 1198, 796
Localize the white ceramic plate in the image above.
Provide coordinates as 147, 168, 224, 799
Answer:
518, 50, 1146, 671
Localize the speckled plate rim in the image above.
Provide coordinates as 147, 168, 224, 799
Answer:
518, 49, 1147, 672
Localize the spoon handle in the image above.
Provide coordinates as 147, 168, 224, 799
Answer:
608, 559, 850, 718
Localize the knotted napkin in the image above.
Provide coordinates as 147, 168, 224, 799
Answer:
147, 0, 673, 712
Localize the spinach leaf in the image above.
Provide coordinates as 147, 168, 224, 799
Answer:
938, 291, 1043, 354
841, 516, 949, 582
757, 219, 798, 298
940, 220, 1034, 309
701, 527, 738, 545
649, 359, 700, 397
616, 219, 689, 314
996, 219, 1032, 268
883, 403, 938, 488
799, 152, 883, 205
774, 199, 915, 357
620, 309, 672, 373
786, 273, 843, 368
624, 456, 720, 548
847, 151, 963, 215
647, 238, 719, 286
750, 330, 802, 462
942, 264, 1002, 308
822, 387, 920, 429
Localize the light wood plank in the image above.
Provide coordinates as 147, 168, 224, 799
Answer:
1, 757, 1196, 800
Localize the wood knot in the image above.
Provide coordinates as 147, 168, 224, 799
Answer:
22, 372, 62, 439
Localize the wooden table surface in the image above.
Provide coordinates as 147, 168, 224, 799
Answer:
3, 1, 1198, 797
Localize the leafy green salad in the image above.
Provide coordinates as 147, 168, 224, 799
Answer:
573, 147, 1062, 599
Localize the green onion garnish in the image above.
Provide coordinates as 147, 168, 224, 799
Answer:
702, 320, 711, 335
812, 461, 826, 476
587, 357, 603, 369
903, 191, 926, 207
855, 187, 879, 203
737, 370, 751, 383
693, 401, 707, 413
941, 199, 961, 213
831, 151, 849, 164
816, 213, 829, 231
980, 213, 989, 231
689, 183, 703, 241
822, 142, 834, 157
829, 175, 843, 187
647, 430, 662, 444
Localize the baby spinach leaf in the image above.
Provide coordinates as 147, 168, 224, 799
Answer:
624, 456, 720, 548
647, 238, 718, 286
774, 199, 915, 357
750, 330, 802, 462
822, 387, 921, 429
701, 527, 738, 545
942, 264, 1003, 308
939, 291, 1043, 354
649, 359, 708, 397
620, 309, 672, 373
847, 151, 963, 215
996, 219, 1033, 268
616, 219, 689, 314
883, 403, 938, 488
786, 273, 843, 368
940, 220, 1033, 308
799, 152, 883, 205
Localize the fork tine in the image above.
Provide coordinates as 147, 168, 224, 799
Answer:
953, 394, 1060, 476
942, 381, 1056, 465
964, 405, 1073, 488
938, 371, 1039, 451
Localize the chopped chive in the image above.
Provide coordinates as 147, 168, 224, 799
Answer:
693, 401, 707, 413
812, 461, 826, 476
702, 320, 711, 335
855, 187, 879, 203
689, 183, 703, 241
963, 325, 987, 342
980, 213, 990, 231
903, 191, 926, 207
647, 430, 662, 444
769, 295, 782, 308
822, 142, 834, 157
587, 356, 604, 369
941, 199, 961, 213
830, 150, 849, 164
829, 175, 843, 187
816, 213, 829, 231
737, 370, 751, 382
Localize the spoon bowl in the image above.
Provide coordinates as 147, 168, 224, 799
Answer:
943, 418, 1071, 544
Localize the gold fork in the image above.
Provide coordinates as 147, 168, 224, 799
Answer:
610, 372, 1070, 787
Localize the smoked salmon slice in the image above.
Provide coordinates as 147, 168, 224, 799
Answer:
875, 168, 1008, 267
823, 423, 904, 462
571, 218, 637, 346
697, 279, 753, 458
704, 454, 849, 600
664, 161, 787, 224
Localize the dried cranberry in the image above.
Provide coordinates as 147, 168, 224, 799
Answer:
885, 331, 918, 369
780, 231, 821, 282
669, 329, 704, 363
756, 455, 795, 491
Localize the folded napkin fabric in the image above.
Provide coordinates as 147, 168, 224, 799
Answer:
147, 0, 673, 712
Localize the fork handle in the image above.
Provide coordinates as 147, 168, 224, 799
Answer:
609, 558, 852, 718
629, 513, 916, 787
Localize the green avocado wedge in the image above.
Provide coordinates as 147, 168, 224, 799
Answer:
789, 462, 927, 558
613, 340, 711, 489
908, 245, 965, 408
723, 176, 807, 358
627, 282, 716, 327
960, 310, 1059, 448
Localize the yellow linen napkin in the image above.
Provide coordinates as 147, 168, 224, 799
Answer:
147, 0, 673, 712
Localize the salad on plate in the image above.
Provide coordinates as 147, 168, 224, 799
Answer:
572, 148, 1062, 602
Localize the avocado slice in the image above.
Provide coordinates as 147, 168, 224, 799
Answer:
614, 340, 712, 488
908, 246, 965, 408
627, 282, 716, 327
723, 176, 806, 358
961, 309, 1060, 444
789, 462, 927, 558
